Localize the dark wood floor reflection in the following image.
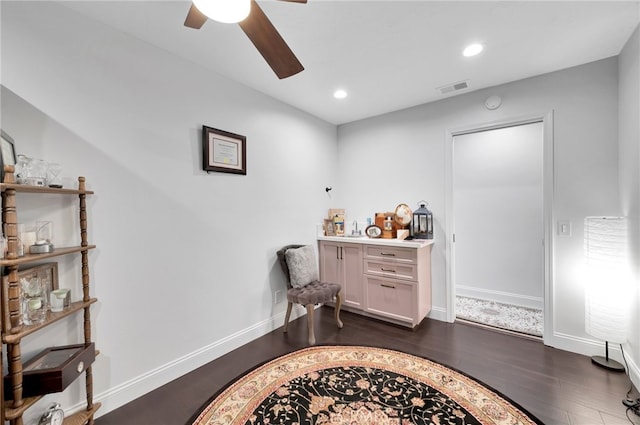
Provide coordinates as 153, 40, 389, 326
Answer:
96, 307, 634, 425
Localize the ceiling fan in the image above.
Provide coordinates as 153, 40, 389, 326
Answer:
184, 0, 306, 79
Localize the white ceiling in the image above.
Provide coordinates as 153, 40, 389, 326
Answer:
60, 1, 640, 125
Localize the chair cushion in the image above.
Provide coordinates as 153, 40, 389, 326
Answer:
287, 281, 341, 305
285, 245, 319, 288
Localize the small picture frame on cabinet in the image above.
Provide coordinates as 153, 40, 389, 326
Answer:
0, 130, 17, 184
365, 225, 383, 238
323, 219, 336, 236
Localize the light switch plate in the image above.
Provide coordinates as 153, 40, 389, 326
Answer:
558, 220, 571, 236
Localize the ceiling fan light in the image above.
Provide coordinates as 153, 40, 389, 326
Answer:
193, 0, 251, 24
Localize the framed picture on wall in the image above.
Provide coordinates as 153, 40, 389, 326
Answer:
0, 130, 17, 183
202, 126, 246, 175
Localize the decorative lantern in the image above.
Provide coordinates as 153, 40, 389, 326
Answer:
411, 201, 433, 239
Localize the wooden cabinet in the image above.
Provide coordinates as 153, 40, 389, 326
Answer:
0, 167, 99, 425
319, 241, 363, 309
363, 244, 432, 327
365, 276, 415, 323
319, 237, 432, 328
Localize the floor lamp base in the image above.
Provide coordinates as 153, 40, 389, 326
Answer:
591, 355, 625, 372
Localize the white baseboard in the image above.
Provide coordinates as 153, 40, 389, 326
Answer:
456, 285, 544, 310
85, 306, 307, 419
427, 306, 449, 322
546, 331, 639, 396
626, 351, 640, 397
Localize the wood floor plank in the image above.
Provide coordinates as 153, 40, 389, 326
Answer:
95, 307, 636, 425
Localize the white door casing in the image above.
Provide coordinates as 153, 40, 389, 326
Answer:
444, 112, 555, 344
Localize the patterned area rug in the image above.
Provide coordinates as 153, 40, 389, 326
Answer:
190, 345, 542, 425
455, 296, 543, 337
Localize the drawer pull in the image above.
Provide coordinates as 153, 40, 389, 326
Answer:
380, 252, 396, 256
381, 283, 396, 289
381, 268, 396, 273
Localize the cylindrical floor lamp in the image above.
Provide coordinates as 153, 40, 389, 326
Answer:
584, 216, 631, 372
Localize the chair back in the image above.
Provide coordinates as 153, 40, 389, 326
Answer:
276, 244, 305, 289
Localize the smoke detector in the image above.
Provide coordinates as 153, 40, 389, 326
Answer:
484, 95, 502, 110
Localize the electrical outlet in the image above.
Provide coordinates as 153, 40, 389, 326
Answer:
274, 290, 282, 304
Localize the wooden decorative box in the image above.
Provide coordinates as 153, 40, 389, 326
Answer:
4, 343, 95, 399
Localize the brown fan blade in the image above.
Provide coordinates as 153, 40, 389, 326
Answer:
239, 0, 304, 79
184, 4, 207, 29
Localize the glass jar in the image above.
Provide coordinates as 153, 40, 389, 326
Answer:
14, 154, 32, 185
46, 162, 63, 188
21, 277, 46, 325
26, 159, 47, 187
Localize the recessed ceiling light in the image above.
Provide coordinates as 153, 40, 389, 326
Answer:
462, 43, 483, 57
333, 89, 347, 99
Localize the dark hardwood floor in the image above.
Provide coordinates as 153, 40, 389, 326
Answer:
96, 307, 637, 425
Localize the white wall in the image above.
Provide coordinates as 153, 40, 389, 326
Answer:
1, 1, 337, 420
337, 57, 621, 355
618, 25, 640, 390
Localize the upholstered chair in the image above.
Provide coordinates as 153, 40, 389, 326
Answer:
277, 244, 343, 345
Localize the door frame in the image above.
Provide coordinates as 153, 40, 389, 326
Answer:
444, 111, 555, 343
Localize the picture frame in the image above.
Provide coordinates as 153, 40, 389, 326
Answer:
14, 263, 59, 292
323, 219, 336, 236
365, 225, 383, 238
202, 125, 246, 175
2, 262, 59, 305
0, 130, 17, 183
1, 262, 60, 329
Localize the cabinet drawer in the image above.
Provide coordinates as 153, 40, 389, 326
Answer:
364, 245, 416, 263
364, 260, 416, 281
365, 276, 415, 323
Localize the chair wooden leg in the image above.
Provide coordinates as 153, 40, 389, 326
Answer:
284, 302, 293, 333
306, 304, 316, 345
335, 291, 344, 329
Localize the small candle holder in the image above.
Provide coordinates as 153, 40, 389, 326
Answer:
21, 277, 46, 325
50, 289, 70, 313
31, 221, 54, 254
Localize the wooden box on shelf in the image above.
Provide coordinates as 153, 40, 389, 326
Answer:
3, 343, 95, 400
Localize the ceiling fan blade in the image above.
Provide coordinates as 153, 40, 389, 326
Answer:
239, 0, 304, 79
278, 0, 307, 3
184, 4, 208, 29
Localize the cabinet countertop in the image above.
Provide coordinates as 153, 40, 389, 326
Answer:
318, 236, 434, 248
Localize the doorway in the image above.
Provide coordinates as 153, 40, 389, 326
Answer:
448, 120, 547, 338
